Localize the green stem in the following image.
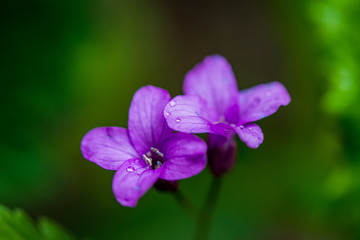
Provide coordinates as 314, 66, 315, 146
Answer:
173, 191, 199, 219
194, 177, 222, 240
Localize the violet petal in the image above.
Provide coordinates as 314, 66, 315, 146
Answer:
128, 85, 173, 155
81, 127, 139, 170
238, 81, 291, 124
112, 158, 162, 207
210, 122, 237, 138
159, 133, 207, 181
183, 55, 240, 123
164, 95, 220, 134
235, 123, 264, 149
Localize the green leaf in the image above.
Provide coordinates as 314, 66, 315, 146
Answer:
38, 217, 76, 240
0, 204, 76, 240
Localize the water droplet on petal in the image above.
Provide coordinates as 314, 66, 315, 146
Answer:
126, 166, 135, 172
239, 125, 244, 129
195, 111, 200, 116
175, 118, 181, 123
169, 100, 176, 107
230, 124, 236, 128
165, 111, 170, 116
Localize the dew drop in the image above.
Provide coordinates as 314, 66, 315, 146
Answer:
195, 111, 200, 116
126, 166, 135, 172
165, 111, 170, 116
239, 125, 244, 129
169, 100, 176, 107
175, 118, 181, 123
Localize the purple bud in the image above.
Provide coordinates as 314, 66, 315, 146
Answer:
207, 133, 237, 177
154, 179, 179, 192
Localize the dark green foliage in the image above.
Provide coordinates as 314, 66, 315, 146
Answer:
0, 205, 75, 240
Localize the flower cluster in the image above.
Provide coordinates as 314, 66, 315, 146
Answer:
81, 55, 291, 207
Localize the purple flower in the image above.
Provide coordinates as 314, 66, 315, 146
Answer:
81, 86, 207, 207
164, 55, 291, 149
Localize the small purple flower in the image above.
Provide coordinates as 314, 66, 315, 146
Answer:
164, 55, 291, 149
81, 86, 207, 207
164, 55, 290, 175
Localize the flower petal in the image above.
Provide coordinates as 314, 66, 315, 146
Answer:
128, 85, 173, 155
183, 55, 240, 123
159, 133, 207, 180
210, 122, 237, 138
81, 127, 138, 170
164, 95, 220, 134
235, 123, 264, 149
238, 81, 291, 124
112, 159, 162, 207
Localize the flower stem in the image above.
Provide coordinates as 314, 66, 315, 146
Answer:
173, 191, 199, 219
194, 177, 222, 240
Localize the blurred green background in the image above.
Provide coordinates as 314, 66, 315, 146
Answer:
1, 0, 360, 239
